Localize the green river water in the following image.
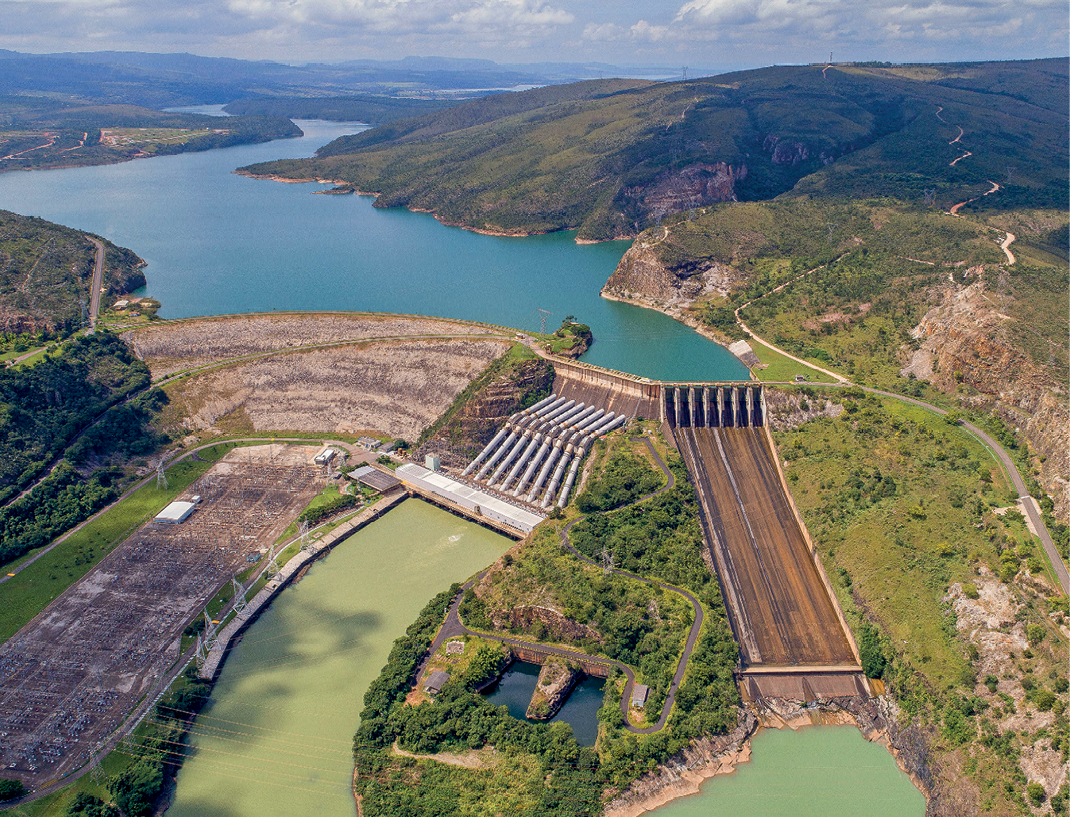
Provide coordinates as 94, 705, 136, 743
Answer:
167, 499, 510, 817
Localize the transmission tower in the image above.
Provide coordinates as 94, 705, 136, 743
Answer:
155, 461, 168, 489
923, 189, 937, 207
536, 308, 552, 334
826, 222, 838, 243
81, 298, 90, 328
231, 577, 247, 616
88, 752, 104, 783
682, 66, 688, 81
600, 546, 615, 576
299, 520, 312, 552
195, 633, 207, 672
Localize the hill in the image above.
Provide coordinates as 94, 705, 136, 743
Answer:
0, 210, 145, 334
242, 59, 1068, 241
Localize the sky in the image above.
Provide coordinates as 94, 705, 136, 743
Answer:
0, 0, 1066, 70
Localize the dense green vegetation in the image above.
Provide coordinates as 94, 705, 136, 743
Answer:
351, 435, 739, 814
0, 332, 150, 506
774, 388, 1068, 813
575, 445, 663, 512
247, 60, 1067, 240
0, 210, 145, 333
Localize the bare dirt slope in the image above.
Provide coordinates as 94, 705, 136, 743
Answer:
163, 338, 511, 441
126, 312, 504, 378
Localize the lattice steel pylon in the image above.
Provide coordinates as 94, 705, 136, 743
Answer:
231, 577, 247, 615
88, 752, 104, 783
537, 308, 552, 334
156, 461, 168, 489
299, 520, 312, 552
601, 546, 615, 576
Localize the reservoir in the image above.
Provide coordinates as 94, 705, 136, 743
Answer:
167, 499, 511, 817
0, 119, 747, 382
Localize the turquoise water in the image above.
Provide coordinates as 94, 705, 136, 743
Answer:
649, 726, 925, 817
0, 120, 747, 381
483, 661, 605, 746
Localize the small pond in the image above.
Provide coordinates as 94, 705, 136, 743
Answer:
483, 661, 605, 747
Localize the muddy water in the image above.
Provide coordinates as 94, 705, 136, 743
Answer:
648, 726, 925, 817
166, 499, 510, 817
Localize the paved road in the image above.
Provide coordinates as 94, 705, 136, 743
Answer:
862, 387, 1068, 594
430, 436, 707, 735
87, 237, 104, 330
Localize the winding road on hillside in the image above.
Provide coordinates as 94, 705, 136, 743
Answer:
429, 436, 707, 734
87, 236, 104, 329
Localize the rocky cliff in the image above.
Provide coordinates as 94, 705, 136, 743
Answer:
901, 278, 1068, 516
525, 660, 581, 720
602, 238, 745, 311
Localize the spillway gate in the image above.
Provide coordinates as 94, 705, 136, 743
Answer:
662, 384, 765, 429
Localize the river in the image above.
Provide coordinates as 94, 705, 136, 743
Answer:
167, 499, 511, 817
0, 118, 747, 382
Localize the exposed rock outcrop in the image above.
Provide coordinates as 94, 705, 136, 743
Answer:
416, 358, 554, 469
636, 162, 746, 219
525, 660, 581, 720
602, 239, 745, 310
496, 604, 602, 644
900, 279, 1069, 515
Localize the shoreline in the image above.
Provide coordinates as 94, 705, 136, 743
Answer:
237, 170, 633, 244
603, 698, 932, 817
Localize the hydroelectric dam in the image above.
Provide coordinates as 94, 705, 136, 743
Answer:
484, 358, 869, 702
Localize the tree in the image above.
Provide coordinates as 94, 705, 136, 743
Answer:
1027, 782, 1046, 807
0, 779, 25, 801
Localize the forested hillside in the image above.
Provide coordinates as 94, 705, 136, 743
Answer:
0, 210, 145, 334
244, 59, 1068, 241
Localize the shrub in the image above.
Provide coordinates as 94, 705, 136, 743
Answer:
1026, 624, 1046, 645
1027, 782, 1046, 807
962, 583, 979, 599
1034, 689, 1056, 712
859, 621, 887, 679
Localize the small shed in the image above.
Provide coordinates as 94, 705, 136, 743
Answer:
425, 454, 442, 472
631, 684, 649, 709
423, 670, 450, 695
352, 465, 400, 493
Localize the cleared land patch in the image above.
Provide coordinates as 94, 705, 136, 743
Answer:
161, 338, 511, 441
126, 313, 506, 379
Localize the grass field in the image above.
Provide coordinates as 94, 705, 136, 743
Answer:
0, 444, 236, 643
748, 340, 831, 383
